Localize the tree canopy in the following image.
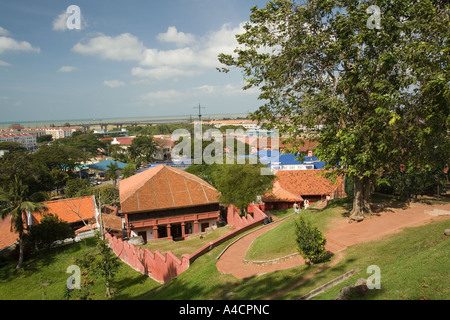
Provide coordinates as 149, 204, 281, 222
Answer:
219, 0, 449, 221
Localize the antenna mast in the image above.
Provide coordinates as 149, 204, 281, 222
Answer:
194, 103, 206, 123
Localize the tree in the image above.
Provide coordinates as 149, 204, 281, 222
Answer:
105, 162, 120, 186
130, 135, 157, 163
295, 216, 327, 265
91, 237, 120, 297
28, 213, 74, 250
211, 163, 274, 214
121, 163, 136, 179
218, 0, 449, 221
0, 176, 47, 269
76, 236, 120, 298
36, 134, 53, 144
0, 142, 26, 153
94, 185, 120, 207
65, 178, 93, 198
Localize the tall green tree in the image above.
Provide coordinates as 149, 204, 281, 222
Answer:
129, 135, 157, 163
0, 176, 47, 269
121, 163, 137, 179
105, 162, 120, 186
219, 0, 449, 221
211, 163, 274, 214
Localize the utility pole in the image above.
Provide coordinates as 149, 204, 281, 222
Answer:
194, 103, 206, 123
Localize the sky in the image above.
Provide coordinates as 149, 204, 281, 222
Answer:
0, 0, 267, 123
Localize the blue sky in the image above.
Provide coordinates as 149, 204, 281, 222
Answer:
0, 0, 265, 122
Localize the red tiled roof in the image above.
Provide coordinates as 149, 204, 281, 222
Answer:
119, 165, 219, 214
0, 216, 18, 251
38, 196, 97, 224
263, 181, 304, 203
268, 170, 343, 198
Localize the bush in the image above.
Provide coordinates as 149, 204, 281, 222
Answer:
295, 216, 327, 264
28, 213, 75, 250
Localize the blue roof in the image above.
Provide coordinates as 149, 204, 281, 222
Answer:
242, 151, 327, 169
87, 160, 128, 171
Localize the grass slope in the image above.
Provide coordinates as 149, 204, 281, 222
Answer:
1, 197, 448, 300
245, 198, 350, 261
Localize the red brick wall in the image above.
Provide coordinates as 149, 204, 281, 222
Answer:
106, 233, 189, 284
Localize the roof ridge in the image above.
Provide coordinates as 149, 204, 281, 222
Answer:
119, 165, 165, 204
164, 165, 217, 191
43, 195, 94, 204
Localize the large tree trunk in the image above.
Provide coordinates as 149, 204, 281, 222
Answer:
349, 176, 374, 222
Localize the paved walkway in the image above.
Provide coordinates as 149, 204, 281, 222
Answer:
216, 202, 450, 279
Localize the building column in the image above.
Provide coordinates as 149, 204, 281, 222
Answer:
125, 214, 131, 238
153, 225, 158, 240
194, 220, 199, 234
181, 222, 186, 238
167, 224, 171, 238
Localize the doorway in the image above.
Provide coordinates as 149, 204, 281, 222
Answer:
137, 231, 147, 243
171, 224, 183, 241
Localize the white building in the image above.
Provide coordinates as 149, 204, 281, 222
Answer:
0, 133, 37, 151
44, 127, 82, 139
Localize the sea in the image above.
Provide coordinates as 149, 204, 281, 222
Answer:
0, 113, 249, 130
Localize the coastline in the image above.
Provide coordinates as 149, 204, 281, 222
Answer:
0, 113, 249, 130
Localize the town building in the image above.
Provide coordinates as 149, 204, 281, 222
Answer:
86, 159, 128, 180
43, 126, 83, 139
33, 196, 122, 241
0, 133, 37, 151
119, 164, 221, 242
263, 170, 346, 209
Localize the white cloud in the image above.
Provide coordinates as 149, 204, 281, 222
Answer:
72, 33, 146, 61
71, 22, 246, 79
58, 66, 77, 72
0, 60, 11, 66
139, 89, 183, 104
157, 26, 196, 47
0, 36, 40, 54
0, 26, 9, 36
138, 82, 257, 105
131, 66, 201, 80
52, 12, 70, 31
103, 80, 126, 88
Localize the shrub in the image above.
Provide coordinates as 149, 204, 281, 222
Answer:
28, 213, 75, 250
295, 216, 327, 264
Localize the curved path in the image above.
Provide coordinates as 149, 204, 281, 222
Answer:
216, 202, 450, 280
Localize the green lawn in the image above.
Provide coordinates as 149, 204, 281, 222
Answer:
0, 238, 160, 300
140, 225, 233, 259
285, 218, 450, 300
245, 198, 350, 261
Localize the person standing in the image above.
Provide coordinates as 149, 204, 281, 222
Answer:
294, 202, 299, 214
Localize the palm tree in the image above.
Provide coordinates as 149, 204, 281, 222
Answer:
105, 162, 120, 186
0, 176, 47, 269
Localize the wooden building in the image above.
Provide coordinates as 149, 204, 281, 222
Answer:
263, 170, 345, 209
